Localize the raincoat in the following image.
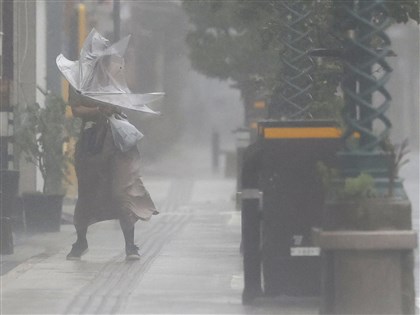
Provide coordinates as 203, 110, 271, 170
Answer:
72, 103, 158, 229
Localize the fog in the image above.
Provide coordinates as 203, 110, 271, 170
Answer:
121, 3, 419, 161
1, 1, 419, 314
120, 2, 243, 160
45, 1, 420, 161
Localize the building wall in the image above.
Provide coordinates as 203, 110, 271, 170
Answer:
387, 22, 420, 151
14, 1, 37, 193
0, 2, 3, 78
46, 2, 65, 96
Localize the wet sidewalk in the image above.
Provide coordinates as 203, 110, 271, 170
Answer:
0, 175, 319, 314
2, 142, 419, 314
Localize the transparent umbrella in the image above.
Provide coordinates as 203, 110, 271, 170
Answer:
56, 28, 163, 114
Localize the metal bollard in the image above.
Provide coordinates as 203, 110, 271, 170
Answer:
240, 141, 263, 304
241, 188, 263, 304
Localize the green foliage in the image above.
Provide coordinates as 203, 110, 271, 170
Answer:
381, 137, 410, 197
317, 162, 376, 200
183, 0, 418, 120
14, 95, 79, 194
308, 99, 343, 121
383, 1, 419, 24
331, 0, 419, 34
183, 0, 279, 92
316, 161, 339, 193
309, 59, 344, 121
183, 0, 345, 118
268, 1, 344, 113
342, 173, 376, 200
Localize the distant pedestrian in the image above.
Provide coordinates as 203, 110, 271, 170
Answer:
66, 87, 158, 261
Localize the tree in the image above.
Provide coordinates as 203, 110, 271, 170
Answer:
182, 1, 280, 119
387, 0, 419, 23
14, 95, 78, 194
182, 0, 419, 122
183, 1, 343, 120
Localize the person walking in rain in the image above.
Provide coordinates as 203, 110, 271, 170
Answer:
57, 29, 162, 261
65, 87, 158, 261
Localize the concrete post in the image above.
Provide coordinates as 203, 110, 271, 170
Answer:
314, 228, 417, 314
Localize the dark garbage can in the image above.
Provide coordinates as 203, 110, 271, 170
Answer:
22, 193, 64, 233
0, 217, 14, 254
0, 170, 19, 254
258, 120, 342, 296
10, 197, 25, 233
0, 170, 19, 218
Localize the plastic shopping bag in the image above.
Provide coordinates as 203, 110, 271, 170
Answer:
109, 114, 144, 152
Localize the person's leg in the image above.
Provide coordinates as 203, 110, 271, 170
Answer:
76, 226, 88, 244
121, 226, 135, 248
119, 214, 140, 260
66, 226, 89, 260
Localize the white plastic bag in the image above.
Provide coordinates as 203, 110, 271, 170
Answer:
109, 114, 143, 152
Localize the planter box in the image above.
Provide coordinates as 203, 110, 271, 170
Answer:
0, 170, 19, 218
22, 193, 64, 233
318, 197, 416, 315
324, 197, 412, 231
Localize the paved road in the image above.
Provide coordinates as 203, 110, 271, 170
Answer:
0, 175, 318, 314
1, 145, 418, 314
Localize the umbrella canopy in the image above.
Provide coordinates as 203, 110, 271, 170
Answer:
56, 28, 163, 114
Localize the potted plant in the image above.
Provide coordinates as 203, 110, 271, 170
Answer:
316, 138, 411, 232
14, 94, 78, 232
315, 139, 415, 314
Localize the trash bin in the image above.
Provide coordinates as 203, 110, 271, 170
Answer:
258, 120, 342, 296
0, 169, 19, 254
22, 193, 64, 233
